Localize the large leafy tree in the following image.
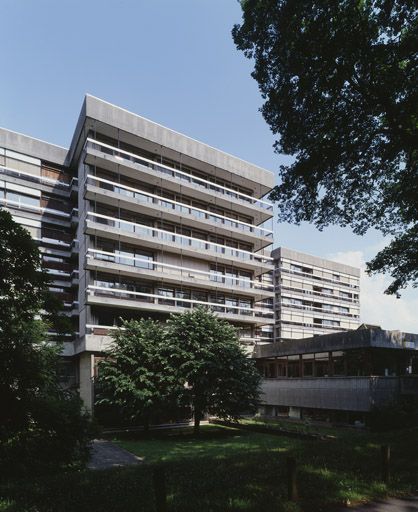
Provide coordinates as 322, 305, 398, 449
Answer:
233, 0, 418, 294
0, 210, 92, 476
95, 319, 183, 430
167, 307, 261, 434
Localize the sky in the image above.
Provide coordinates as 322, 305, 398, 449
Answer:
2, 0, 417, 332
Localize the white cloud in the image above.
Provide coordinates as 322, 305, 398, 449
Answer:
327, 250, 418, 333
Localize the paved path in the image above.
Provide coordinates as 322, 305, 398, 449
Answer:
336, 497, 418, 511
87, 439, 143, 470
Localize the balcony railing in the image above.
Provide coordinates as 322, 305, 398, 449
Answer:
87, 249, 274, 292
86, 175, 272, 238
86, 212, 273, 266
0, 165, 70, 190
279, 301, 359, 319
86, 324, 273, 342
0, 197, 71, 219
279, 320, 351, 332
87, 285, 274, 320
278, 267, 360, 290
277, 285, 360, 304
85, 138, 273, 212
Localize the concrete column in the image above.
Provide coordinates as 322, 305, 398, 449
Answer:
79, 352, 94, 412
289, 407, 302, 420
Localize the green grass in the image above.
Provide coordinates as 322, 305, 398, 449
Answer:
112, 424, 293, 463
1, 424, 418, 512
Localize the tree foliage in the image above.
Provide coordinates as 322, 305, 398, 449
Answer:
233, 0, 418, 293
95, 319, 183, 429
167, 307, 261, 434
96, 308, 261, 434
0, 210, 93, 477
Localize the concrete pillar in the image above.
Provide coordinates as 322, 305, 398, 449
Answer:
289, 407, 302, 420
79, 352, 94, 412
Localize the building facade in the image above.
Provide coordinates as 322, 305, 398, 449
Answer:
255, 326, 418, 424
273, 247, 360, 342
1, 95, 275, 409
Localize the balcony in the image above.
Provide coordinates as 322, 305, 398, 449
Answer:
86, 249, 274, 301
261, 376, 418, 412
277, 285, 360, 305
85, 212, 273, 275
86, 284, 275, 325
85, 175, 272, 249
84, 139, 273, 223
279, 301, 360, 319
80, 325, 273, 353
0, 164, 70, 191
279, 267, 360, 290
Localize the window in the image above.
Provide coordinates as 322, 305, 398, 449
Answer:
158, 287, 174, 305
176, 289, 191, 307
6, 191, 39, 208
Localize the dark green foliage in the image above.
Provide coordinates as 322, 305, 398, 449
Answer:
95, 308, 261, 433
368, 398, 418, 431
0, 210, 93, 477
167, 307, 261, 433
233, 1, 418, 294
95, 318, 184, 429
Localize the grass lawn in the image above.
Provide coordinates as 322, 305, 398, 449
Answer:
1, 424, 418, 512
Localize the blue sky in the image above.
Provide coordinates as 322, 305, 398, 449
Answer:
2, 0, 417, 331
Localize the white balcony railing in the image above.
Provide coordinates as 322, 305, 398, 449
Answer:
86, 212, 273, 266
87, 249, 274, 292
87, 285, 274, 320
278, 267, 360, 290
86, 324, 272, 344
280, 301, 359, 319
0, 198, 71, 218
0, 164, 70, 189
85, 138, 273, 212
86, 175, 272, 238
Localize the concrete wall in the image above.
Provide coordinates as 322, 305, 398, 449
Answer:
260, 376, 415, 412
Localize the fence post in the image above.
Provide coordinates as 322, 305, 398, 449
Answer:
153, 466, 167, 512
287, 456, 298, 501
381, 445, 390, 484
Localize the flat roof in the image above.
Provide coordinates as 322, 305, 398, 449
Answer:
67, 95, 275, 196
254, 327, 418, 359
272, 246, 361, 277
0, 128, 68, 166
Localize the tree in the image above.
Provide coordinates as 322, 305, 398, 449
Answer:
95, 319, 183, 430
0, 210, 93, 477
233, 0, 418, 294
167, 307, 261, 434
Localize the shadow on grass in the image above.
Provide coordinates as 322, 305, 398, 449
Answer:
2, 427, 418, 512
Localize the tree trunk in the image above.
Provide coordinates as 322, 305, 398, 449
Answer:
194, 411, 201, 435
143, 416, 150, 433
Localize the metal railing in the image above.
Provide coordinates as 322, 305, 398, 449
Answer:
87, 249, 274, 291
86, 174, 272, 238
86, 212, 273, 265
87, 285, 274, 319
85, 138, 273, 211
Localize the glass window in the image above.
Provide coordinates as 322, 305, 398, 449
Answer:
7, 191, 40, 208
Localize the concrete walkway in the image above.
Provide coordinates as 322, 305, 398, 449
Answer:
87, 439, 143, 470
336, 497, 418, 511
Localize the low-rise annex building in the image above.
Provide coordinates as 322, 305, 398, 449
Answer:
255, 325, 418, 424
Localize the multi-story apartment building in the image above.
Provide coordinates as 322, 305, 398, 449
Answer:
1, 95, 275, 410
0, 129, 79, 389
273, 247, 360, 342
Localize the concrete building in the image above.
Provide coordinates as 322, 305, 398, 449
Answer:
273, 247, 360, 342
255, 326, 418, 424
0, 95, 275, 409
